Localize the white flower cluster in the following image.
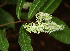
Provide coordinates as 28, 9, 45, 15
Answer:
23, 12, 65, 34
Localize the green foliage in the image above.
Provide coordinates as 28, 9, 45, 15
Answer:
39, 0, 62, 14
0, 0, 70, 51
21, 12, 28, 20
0, 8, 15, 28
39, 0, 55, 13
18, 25, 33, 51
16, 0, 25, 19
0, 29, 9, 51
50, 17, 70, 44
28, 0, 47, 19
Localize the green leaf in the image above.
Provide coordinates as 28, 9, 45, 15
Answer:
21, 12, 28, 20
50, 17, 70, 44
39, 0, 55, 12
28, 0, 47, 19
0, 29, 9, 51
39, 0, 62, 14
16, 0, 25, 19
0, 8, 15, 28
18, 25, 33, 51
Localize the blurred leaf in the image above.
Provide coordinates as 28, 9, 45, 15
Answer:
28, 0, 47, 19
18, 25, 33, 51
0, 29, 9, 51
23, 2, 32, 9
39, 0, 62, 14
0, 8, 15, 28
21, 12, 28, 20
16, 0, 25, 19
50, 17, 70, 44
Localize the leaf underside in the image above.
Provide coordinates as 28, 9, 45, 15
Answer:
0, 29, 9, 51
18, 25, 33, 51
28, 0, 47, 19
50, 17, 70, 44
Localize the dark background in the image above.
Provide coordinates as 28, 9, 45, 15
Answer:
0, 0, 70, 51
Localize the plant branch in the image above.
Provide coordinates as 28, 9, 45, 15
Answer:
0, 0, 8, 7
0, 20, 28, 27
